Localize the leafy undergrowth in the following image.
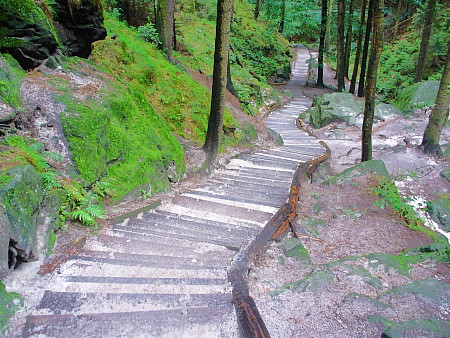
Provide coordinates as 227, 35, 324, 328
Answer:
174, 0, 292, 111
0, 136, 105, 228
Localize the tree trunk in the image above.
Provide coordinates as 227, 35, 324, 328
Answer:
279, 0, 286, 33
156, 0, 175, 56
337, 0, 346, 91
325, 0, 333, 52
392, 0, 402, 41
254, 0, 262, 19
350, 0, 367, 94
414, 0, 437, 83
203, 0, 234, 170
357, 0, 374, 97
343, 1, 354, 79
317, 0, 328, 87
361, 0, 384, 161
226, 53, 240, 99
421, 43, 450, 156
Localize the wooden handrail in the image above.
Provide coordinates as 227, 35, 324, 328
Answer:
228, 139, 331, 338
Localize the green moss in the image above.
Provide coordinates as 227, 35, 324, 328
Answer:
365, 252, 420, 277
348, 265, 382, 289
300, 217, 328, 236
344, 293, 389, 309
272, 270, 335, 295
280, 238, 311, 265
324, 160, 390, 186
0, 0, 58, 47
0, 54, 25, 108
58, 59, 185, 200
379, 279, 450, 304
0, 280, 23, 334
369, 316, 450, 338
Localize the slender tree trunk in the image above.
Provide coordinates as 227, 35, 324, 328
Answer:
343, 1, 354, 79
350, 0, 367, 94
254, 0, 262, 19
279, 0, 286, 33
361, 0, 384, 161
317, 0, 328, 87
325, 0, 333, 53
421, 43, 450, 155
337, 0, 346, 91
203, 0, 234, 170
357, 0, 374, 97
226, 53, 239, 99
392, 0, 402, 41
156, 0, 175, 56
414, 0, 437, 83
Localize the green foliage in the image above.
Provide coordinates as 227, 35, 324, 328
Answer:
371, 176, 423, 230
175, 0, 291, 107
256, 0, 321, 42
378, 3, 450, 102
0, 280, 23, 334
0, 54, 25, 108
136, 21, 160, 45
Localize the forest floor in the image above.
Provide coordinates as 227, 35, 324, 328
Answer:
246, 56, 450, 336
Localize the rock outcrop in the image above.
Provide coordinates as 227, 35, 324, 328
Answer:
53, 0, 107, 58
0, 0, 58, 70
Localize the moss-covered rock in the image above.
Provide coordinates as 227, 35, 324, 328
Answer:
427, 197, 450, 231
272, 270, 335, 295
394, 81, 441, 114
0, 54, 25, 123
280, 237, 311, 265
369, 316, 450, 338
306, 93, 401, 128
0, 0, 58, 70
0, 165, 44, 266
323, 160, 390, 185
0, 280, 23, 334
379, 279, 450, 304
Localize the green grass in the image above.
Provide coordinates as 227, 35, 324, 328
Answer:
0, 54, 25, 108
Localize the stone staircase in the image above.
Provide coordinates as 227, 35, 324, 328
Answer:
23, 47, 326, 337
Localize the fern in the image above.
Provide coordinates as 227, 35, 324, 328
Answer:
70, 209, 97, 227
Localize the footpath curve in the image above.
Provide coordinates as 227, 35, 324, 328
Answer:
23, 46, 328, 337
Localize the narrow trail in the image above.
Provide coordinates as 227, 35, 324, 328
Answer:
23, 47, 326, 337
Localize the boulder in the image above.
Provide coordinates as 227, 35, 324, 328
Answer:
394, 80, 443, 113
53, 0, 107, 58
0, 0, 58, 70
306, 93, 402, 128
427, 197, 450, 231
0, 165, 44, 269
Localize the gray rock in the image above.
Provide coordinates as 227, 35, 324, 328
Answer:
0, 165, 44, 268
0, 205, 10, 277
53, 0, 107, 58
0, 100, 17, 123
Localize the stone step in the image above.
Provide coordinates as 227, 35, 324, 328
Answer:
189, 188, 286, 208
170, 195, 272, 224
113, 225, 243, 251
37, 290, 232, 315
120, 218, 252, 249
140, 210, 259, 237
58, 258, 228, 280
46, 276, 231, 295
73, 249, 231, 269
24, 306, 237, 338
